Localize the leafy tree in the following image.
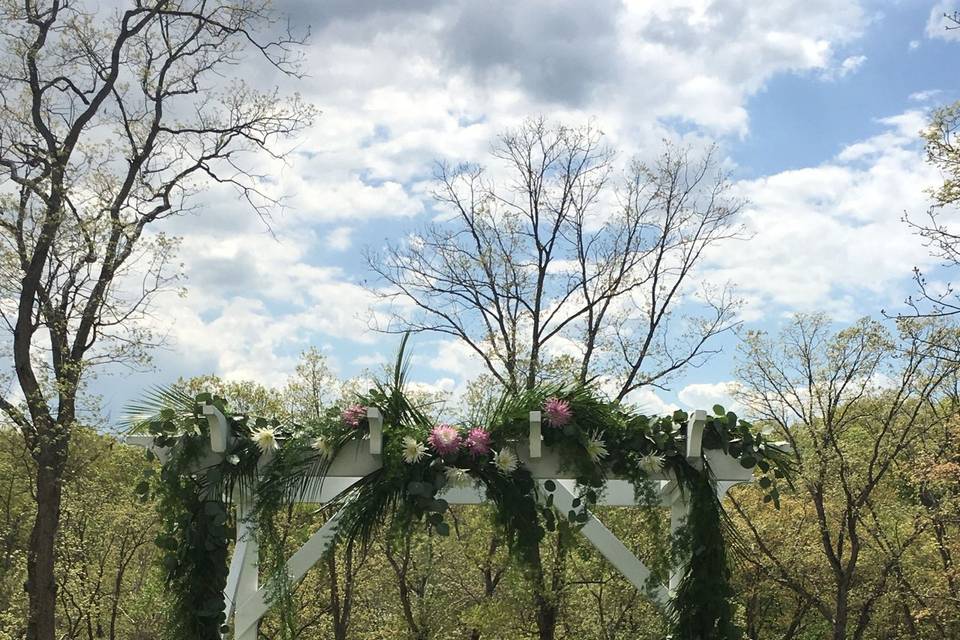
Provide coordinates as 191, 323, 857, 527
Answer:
0, 2, 313, 637
730, 315, 959, 640
0, 427, 165, 640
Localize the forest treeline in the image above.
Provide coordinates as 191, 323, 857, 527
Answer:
1, 316, 958, 640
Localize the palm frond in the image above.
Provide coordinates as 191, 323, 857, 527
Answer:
123, 385, 197, 433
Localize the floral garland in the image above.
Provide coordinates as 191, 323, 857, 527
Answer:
132, 363, 792, 640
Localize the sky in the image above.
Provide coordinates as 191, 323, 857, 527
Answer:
95, 0, 960, 422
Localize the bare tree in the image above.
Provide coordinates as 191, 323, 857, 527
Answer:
0, 2, 314, 638
368, 118, 741, 399
368, 118, 741, 640
730, 314, 959, 640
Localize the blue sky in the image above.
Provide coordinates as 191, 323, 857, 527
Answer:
94, 0, 960, 422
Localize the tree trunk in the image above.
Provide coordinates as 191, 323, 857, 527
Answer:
26, 432, 67, 640
535, 595, 559, 640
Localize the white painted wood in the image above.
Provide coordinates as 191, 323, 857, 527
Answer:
544, 481, 668, 603
685, 409, 707, 466
223, 535, 248, 623
233, 501, 260, 640
234, 505, 346, 639
123, 435, 170, 464
529, 410, 542, 458
367, 407, 383, 455
224, 502, 257, 633
204, 404, 230, 453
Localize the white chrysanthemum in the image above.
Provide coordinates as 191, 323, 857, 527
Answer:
493, 448, 519, 474
311, 436, 333, 460
444, 466, 472, 488
585, 431, 608, 463
402, 436, 428, 464
251, 427, 279, 453
227, 454, 240, 466
638, 452, 665, 475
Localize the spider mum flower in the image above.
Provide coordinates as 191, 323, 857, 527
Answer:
492, 448, 519, 474
464, 427, 492, 456
638, 452, 665, 475
341, 404, 366, 428
311, 436, 334, 460
445, 466, 472, 488
402, 436, 428, 464
428, 424, 462, 456
251, 427, 279, 453
543, 397, 573, 427
585, 431, 608, 463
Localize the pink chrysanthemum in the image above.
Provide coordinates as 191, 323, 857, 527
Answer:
543, 397, 573, 427
341, 404, 366, 428
428, 424, 462, 456
464, 427, 492, 456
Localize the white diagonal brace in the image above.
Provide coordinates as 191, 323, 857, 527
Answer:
234, 504, 347, 639
543, 481, 668, 604
223, 529, 252, 625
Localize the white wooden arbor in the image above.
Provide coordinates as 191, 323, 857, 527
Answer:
129, 406, 755, 639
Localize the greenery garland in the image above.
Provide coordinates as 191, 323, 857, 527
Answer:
130, 346, 793, 640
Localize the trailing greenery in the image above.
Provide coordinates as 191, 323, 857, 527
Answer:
131, 344, 792, 640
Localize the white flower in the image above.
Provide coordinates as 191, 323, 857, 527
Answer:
444, 466, 472, 488
251, 427, 279, 453
402, 436, 428, 464
585, 431, 608, 463
227, 454, 240, 466
492, 448, 519, 474
311, 436, 333, 460
638, 452, 665, 475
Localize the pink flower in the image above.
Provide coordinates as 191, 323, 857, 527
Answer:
341, 404, 366, 428
428, 424, 462, 456
543, 397, 573, 427
464, 427, 492, 456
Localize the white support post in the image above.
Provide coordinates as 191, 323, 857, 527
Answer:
545, 481, 667, 603
234, 505, 347, 639
367, 407, 383, 455
203, 404, 230, 454
668, 488, 689, 595
230, 502, 259, 640
529, 410, 542, 458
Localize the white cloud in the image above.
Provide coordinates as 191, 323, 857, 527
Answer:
909, 39, 921, 50
93, 0, 889, 407
678, 381, 743, 414
622, 387, 679, 416
704, 110, 938, 320
909, 89, 942, 102
821, 54, 867, 81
